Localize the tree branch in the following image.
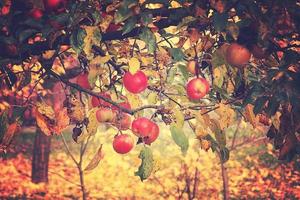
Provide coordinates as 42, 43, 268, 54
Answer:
48, 70, 160, 115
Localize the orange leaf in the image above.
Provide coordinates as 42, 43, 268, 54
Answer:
53, 108, 70, 135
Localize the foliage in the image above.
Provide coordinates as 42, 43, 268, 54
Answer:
0, 0, 299, 195
0, 131, 299, 199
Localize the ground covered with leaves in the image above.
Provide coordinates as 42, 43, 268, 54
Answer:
0, 128, 299, 200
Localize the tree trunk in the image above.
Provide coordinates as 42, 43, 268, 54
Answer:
31, 128, 51, 183
220, 160, 230, 200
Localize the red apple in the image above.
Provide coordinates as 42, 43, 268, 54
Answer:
123, 70, 148, 94
132, 117, 153, 138
113, 134, 134, 154
96, 108, 115, 123
131, 117, 160, 144
44, 0, 66, 11
186, 78, 210, 100
76, 73, 91, 90
144, 122, 159, 145
29, 8, 43, 20
226, 43, 251, 68
91, 93, 112, 108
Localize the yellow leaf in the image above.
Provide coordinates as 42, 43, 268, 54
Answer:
147, 92, 159, 104
64, 95, 86, 123
83, 26, 101, 59
171, 108, 185, 128
195, 125, 208, 138
90, 55, 112, 66
42, 50, 55, 59
99, 14, 114, 32
141, 56, 154, 66
128, 57, 140, 74
86, 108, 99, 136
215, 103, 236, 130
36, 102, 55, 120
170, 1, 182, 8
84, 145, 104, 172
244, 104, 258, 128
271, 111, 281, 130
196, 112, 210, 130
88, 65, 99, 88
126, 93, 143, 117
213, 65, 226, 88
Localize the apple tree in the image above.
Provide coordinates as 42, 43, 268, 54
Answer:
0, 0, 299, 198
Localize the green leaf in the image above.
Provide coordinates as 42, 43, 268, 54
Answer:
215, 130, 226, 147
140, 11, 153, 26
139, 27, 156, 54
212, 13, 228, 32
177, 16, 197, 29
70, 28, 87, 54
122, 17, 137, 35
0, 112, 8, 143
213, 65, 227, 88
115, 5, 132, 23
135, 146, 154, 181
177, 64, 189, 82
166, 67, 177, 84
253, 96, 268, 115
211, 48, 226, 67
220, 147, 230, 163
266, 95, 280, 117
170, 125, 189, 155
169, 48, 185, 62
209, 119, 226, 146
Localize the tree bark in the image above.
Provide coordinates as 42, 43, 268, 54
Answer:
31, 128, 51, 183
220, 160, 230, 200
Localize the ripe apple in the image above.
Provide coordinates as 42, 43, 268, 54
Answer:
29, 8, 43, 20
186, 78, 210, 100
187, 60, 196, 74
132, 117, 153, 138
112, 113, 131, 130
96, 108, 115, 123
144, 122, 159, 145
76, 73, 91, 90
43, 0, 65, 11
113, 134, 134, 154
96, 108, 115, 122
225, 43, 251, 68
123, 70, 148, 94
91, 92, 112, 108
131, 117, 160, 144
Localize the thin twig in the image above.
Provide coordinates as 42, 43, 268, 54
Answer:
48, 170, 81, 187
61, 133, 78, 166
